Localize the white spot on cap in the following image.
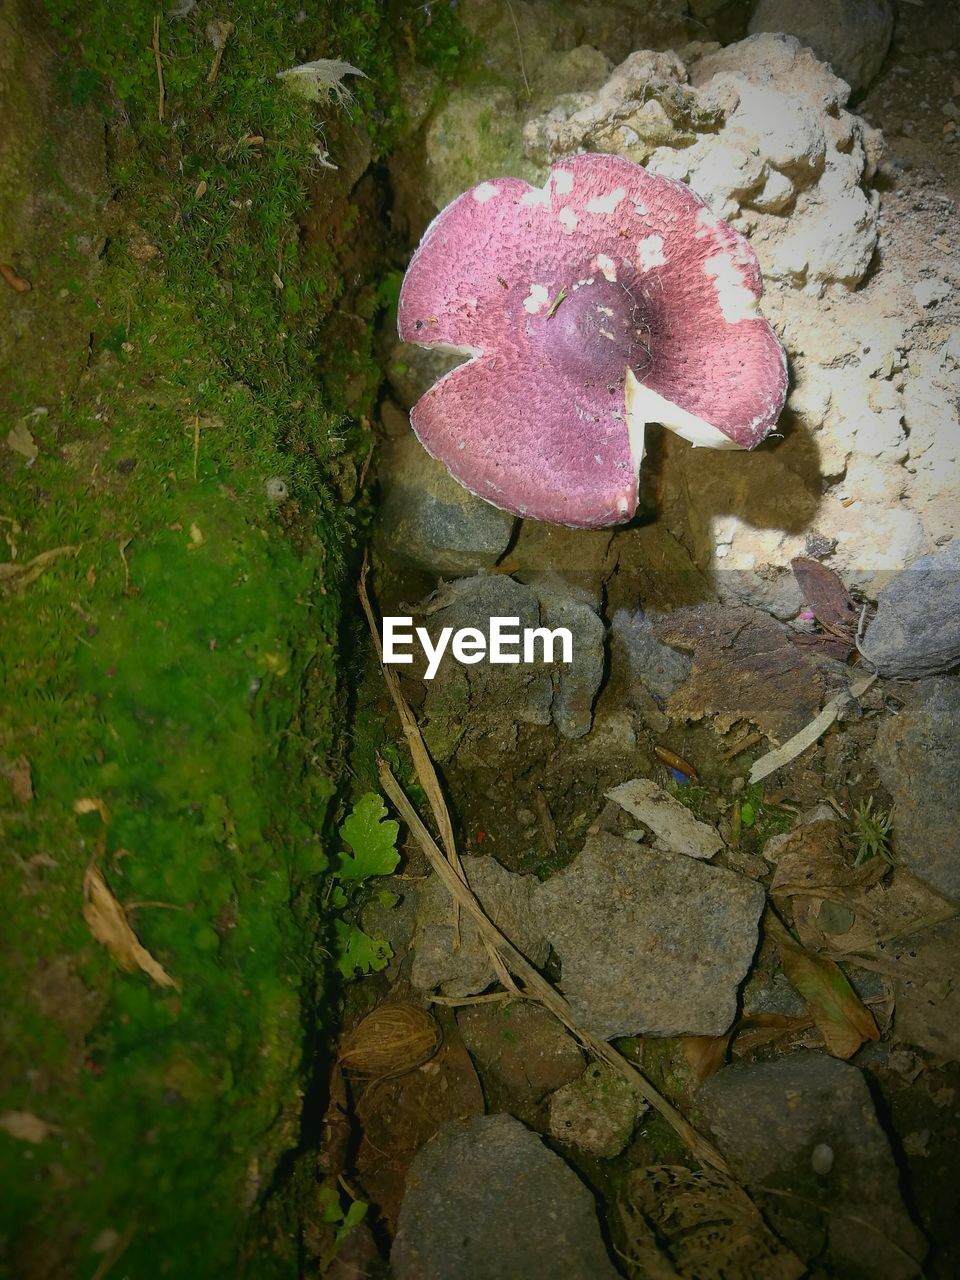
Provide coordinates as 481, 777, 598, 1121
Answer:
704, 252, 758, 322
633, 200, 649, 216
521, 186, 550, 207
599, 328, 615, 341
636, 234, 665, 272
597, 305, 614, 317
558, 206, 578, 233
473, 182, 499, 202
618, 495, 629, 514
694, 206, 722, 239
594, 454, 603, 463
586, 186, 625, 215
594, 254, 617, 282
553, 168, 574, 195
522, 283, 550, 314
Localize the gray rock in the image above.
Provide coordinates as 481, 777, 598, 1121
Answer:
548, 1062, 647, 1158
913, 278, 952, 309
410, 856, 549, 997
873, 678, 960, 902
536, 833, 765, 1038
458, 1002, 585, 1107
392, 1113, 619, 1280
609, 608, 692, 701
527, 573, 605, 739
890, 917, 960, 1061
359, 879, 419, 981
748, 0, 894, 94
417, 575, 603, 749
418, 576, 552, 761
376, 433, 516, 577
700, 1054, 926, 1277
860, 542, 960, 678
388, 340, 468, 410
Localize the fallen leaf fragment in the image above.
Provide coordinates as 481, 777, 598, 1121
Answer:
83, 863, 180, 990
0, 262, 31, 292
4, 755, 33, 803
0, 1111, 63, 1143
74, 796, 109, 823
620, 1164, 806, 1280
0, 545, 78, 595
6, 421, 38, 461
767, 912, 877, 1058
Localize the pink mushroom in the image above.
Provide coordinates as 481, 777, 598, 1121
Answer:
398, 152, 788, 529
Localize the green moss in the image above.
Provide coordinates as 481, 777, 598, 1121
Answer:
1, 0, 403, 1272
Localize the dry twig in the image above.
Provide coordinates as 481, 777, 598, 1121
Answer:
152, 15, 165, 123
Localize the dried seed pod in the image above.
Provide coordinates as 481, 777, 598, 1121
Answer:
338, 1003, 441, 1080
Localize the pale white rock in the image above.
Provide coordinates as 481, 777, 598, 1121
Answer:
750, 166, 796, 213
606, 778, 723, 859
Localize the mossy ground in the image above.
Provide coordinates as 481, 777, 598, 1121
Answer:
0, 0, 465, 1272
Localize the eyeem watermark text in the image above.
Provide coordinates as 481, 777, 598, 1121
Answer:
382, 616, 573, 680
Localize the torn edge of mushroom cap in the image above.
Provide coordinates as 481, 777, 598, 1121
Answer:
626, 371, 740, 450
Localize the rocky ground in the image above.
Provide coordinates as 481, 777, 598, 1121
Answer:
321, 1, 960, 1276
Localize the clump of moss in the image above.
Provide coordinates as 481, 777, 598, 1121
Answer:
0, 0, 405, 1273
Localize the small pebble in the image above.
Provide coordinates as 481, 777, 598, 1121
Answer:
811, 1142, 835, 1176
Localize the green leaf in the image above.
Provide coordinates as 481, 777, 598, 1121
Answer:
334, 919, 393, 978
740, 801, 756, 828
336, 792, 400, 882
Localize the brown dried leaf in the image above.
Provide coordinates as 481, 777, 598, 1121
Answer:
790, 557, 858, 632
0, 545, 79, 595
682, 1034, 730, 1085
83, 863, 180, 990
6, 755, 33, 803
770, 819, 886, 951
767, 913, 877, 1058
0, 1111, 63, 1143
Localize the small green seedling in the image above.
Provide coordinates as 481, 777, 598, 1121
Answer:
853, 796, 894, 866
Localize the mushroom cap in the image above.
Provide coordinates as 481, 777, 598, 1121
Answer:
398, 153, 788, 528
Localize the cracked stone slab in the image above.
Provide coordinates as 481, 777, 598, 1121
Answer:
392, 1113, 620, 1280
536, 832, 764, 1038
